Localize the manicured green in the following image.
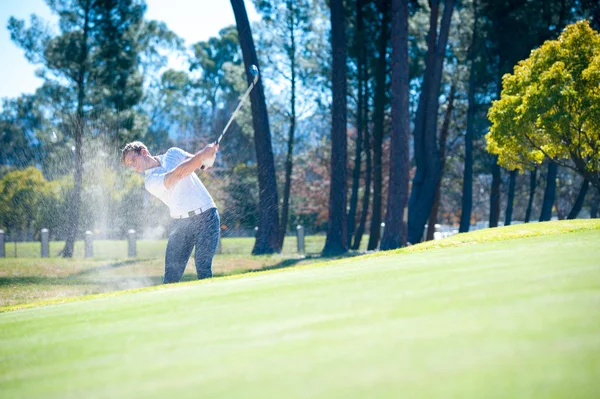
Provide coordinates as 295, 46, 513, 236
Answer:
1, 221, 599, 398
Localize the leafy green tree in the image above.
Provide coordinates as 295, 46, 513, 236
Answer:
190, 25, 242, 136
143, 68, 190, 150
487, 20, 600, 193
221, 163, 259, 231
187, 28, 254, 166
8, 0, 178, 256
0, 167, 54, 236
0, 95, 45, 169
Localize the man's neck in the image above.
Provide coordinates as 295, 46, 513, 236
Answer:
144, 155, 161, 171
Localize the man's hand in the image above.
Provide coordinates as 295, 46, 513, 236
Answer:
200, 142, 219, 170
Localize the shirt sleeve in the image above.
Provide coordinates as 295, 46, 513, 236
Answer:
164, 147, 192, 171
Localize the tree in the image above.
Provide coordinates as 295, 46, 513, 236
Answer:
253, 0, 316, 248
459, 0, 479, 233
0, 167, 55, 236
231, 0, 281, 254
8, 0, 176, 257
568, 179, 590, 219
347, 0, 366, 248
426, 82, 455, 240
381, 0, 410, 250
322, 0, 347, 256
0, 95, 45, 169
366, 0, 391, 251
487, 21, 600, 194
407, 0, 455, 244
221, 164, 259, 231
480, 0, 599, 226
189, 25, 242, 138
524, 168, 537, 222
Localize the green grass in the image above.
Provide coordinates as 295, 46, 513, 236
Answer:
0, 252, 336, 309
1, 234, 352, 259
0, 220, 599, 398
0, 234, 356, 308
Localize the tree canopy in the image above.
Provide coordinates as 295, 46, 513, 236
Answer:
487, 20, 600, 191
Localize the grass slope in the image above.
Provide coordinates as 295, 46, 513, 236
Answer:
1, 221, 599, 398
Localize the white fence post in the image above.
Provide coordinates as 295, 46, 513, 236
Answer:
378, 222, 385, 249
128, 229, 136, 257
41, 228, 49, 258
85, 231, 93, 258
296, 225, 305, 254
0, 230, 4, 258
216, 230, 222, 254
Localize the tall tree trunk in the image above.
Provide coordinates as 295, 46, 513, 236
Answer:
504, 169, 517, 226
460, 0, 477, 233
231, 0, 280, 254
63, 0, 90, 258
539, 161, 558, 221
322, 0, 348, 255
352, 70, 371, 250
567, 179, 589, 219
489, 57, 506, 229
489, 158, 501, 227
381, 0, 410, 250
524, 168, 537, 223
426, 82, 455, 241
407, 0, 454, 244
353, 130, 372, 250
367, 0, 390, 251
278, 0, 297, 249
591, 188, 599, 218
347, 0, 365, 246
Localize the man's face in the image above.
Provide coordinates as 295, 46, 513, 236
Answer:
124, 150, 146, 173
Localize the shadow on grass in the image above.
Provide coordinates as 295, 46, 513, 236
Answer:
0, 275, 164, 287
212, 251, 365, 278
70, 260, 140, 277
0, 259, 160, 288
0, 251, 364, 290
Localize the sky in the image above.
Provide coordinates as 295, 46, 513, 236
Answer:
0, 0, 259, 99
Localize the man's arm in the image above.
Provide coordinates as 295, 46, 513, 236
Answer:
164, 144, 218, 189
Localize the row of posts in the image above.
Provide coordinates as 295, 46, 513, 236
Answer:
0, 227, 311, 257
0, 229, 137, 258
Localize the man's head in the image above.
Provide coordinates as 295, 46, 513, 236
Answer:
121, 141, 155, 173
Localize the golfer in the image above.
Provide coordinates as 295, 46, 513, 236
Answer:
121, 141, 220, 283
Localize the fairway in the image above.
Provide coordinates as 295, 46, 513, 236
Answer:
1, 224, 599, 398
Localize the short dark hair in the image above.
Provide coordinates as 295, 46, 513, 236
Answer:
120, 141, 147, 165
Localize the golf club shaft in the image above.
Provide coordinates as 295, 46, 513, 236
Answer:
216, 74, 259, 145
200, 68, 260, 170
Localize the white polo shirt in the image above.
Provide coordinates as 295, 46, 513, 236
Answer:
144, 147, 217, 218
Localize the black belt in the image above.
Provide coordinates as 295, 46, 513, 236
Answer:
173, 207, 205, 219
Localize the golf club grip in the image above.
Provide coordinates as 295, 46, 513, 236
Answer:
200, 140, 219, 170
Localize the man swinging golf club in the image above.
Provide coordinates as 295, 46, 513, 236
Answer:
120, 64, 260, 284
121, 141, 220, 283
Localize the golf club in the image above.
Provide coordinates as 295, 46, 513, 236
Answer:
201, 64, 260, 169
